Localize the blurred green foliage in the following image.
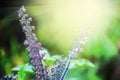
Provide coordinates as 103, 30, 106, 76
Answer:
1, 0, 120, 80
11, 54, 96, 80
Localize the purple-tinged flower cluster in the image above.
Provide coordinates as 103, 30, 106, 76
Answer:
61, 36, 87, 80
69, 36, 87, 58
50, 36, 87, 80
18, 6, 49, 80
50, 57, 67, 80
0, 74, 17, 80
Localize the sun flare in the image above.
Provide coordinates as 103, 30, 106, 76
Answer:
28, 0, 115, 50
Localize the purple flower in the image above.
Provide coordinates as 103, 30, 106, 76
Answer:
18, 5, 49, 80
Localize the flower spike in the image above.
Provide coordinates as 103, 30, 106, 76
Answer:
18, 5, 49, 80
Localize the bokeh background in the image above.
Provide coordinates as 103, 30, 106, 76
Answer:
0, 0, 120, 80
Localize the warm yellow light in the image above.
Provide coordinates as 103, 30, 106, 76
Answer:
46, 0, 113, 35
28, 0, 115, 52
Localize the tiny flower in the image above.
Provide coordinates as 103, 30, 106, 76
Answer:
20, 5, 26, 12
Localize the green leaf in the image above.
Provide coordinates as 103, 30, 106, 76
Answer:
65, 59, 96, 80
11, 64, 34, 73
24, 64, 34, 73
11, 65, 23, 71
45, 60, 54, 67
74, 59, 95, 68
52, 55, 61, 60
65, 67, 99, 80
17, 66, 26, 80
16, 64, 35, 80
69, 59, 95, 69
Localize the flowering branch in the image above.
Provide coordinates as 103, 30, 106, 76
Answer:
60, 36, 87, 80
50, 35, 87, 80
18, 6, 49, 80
